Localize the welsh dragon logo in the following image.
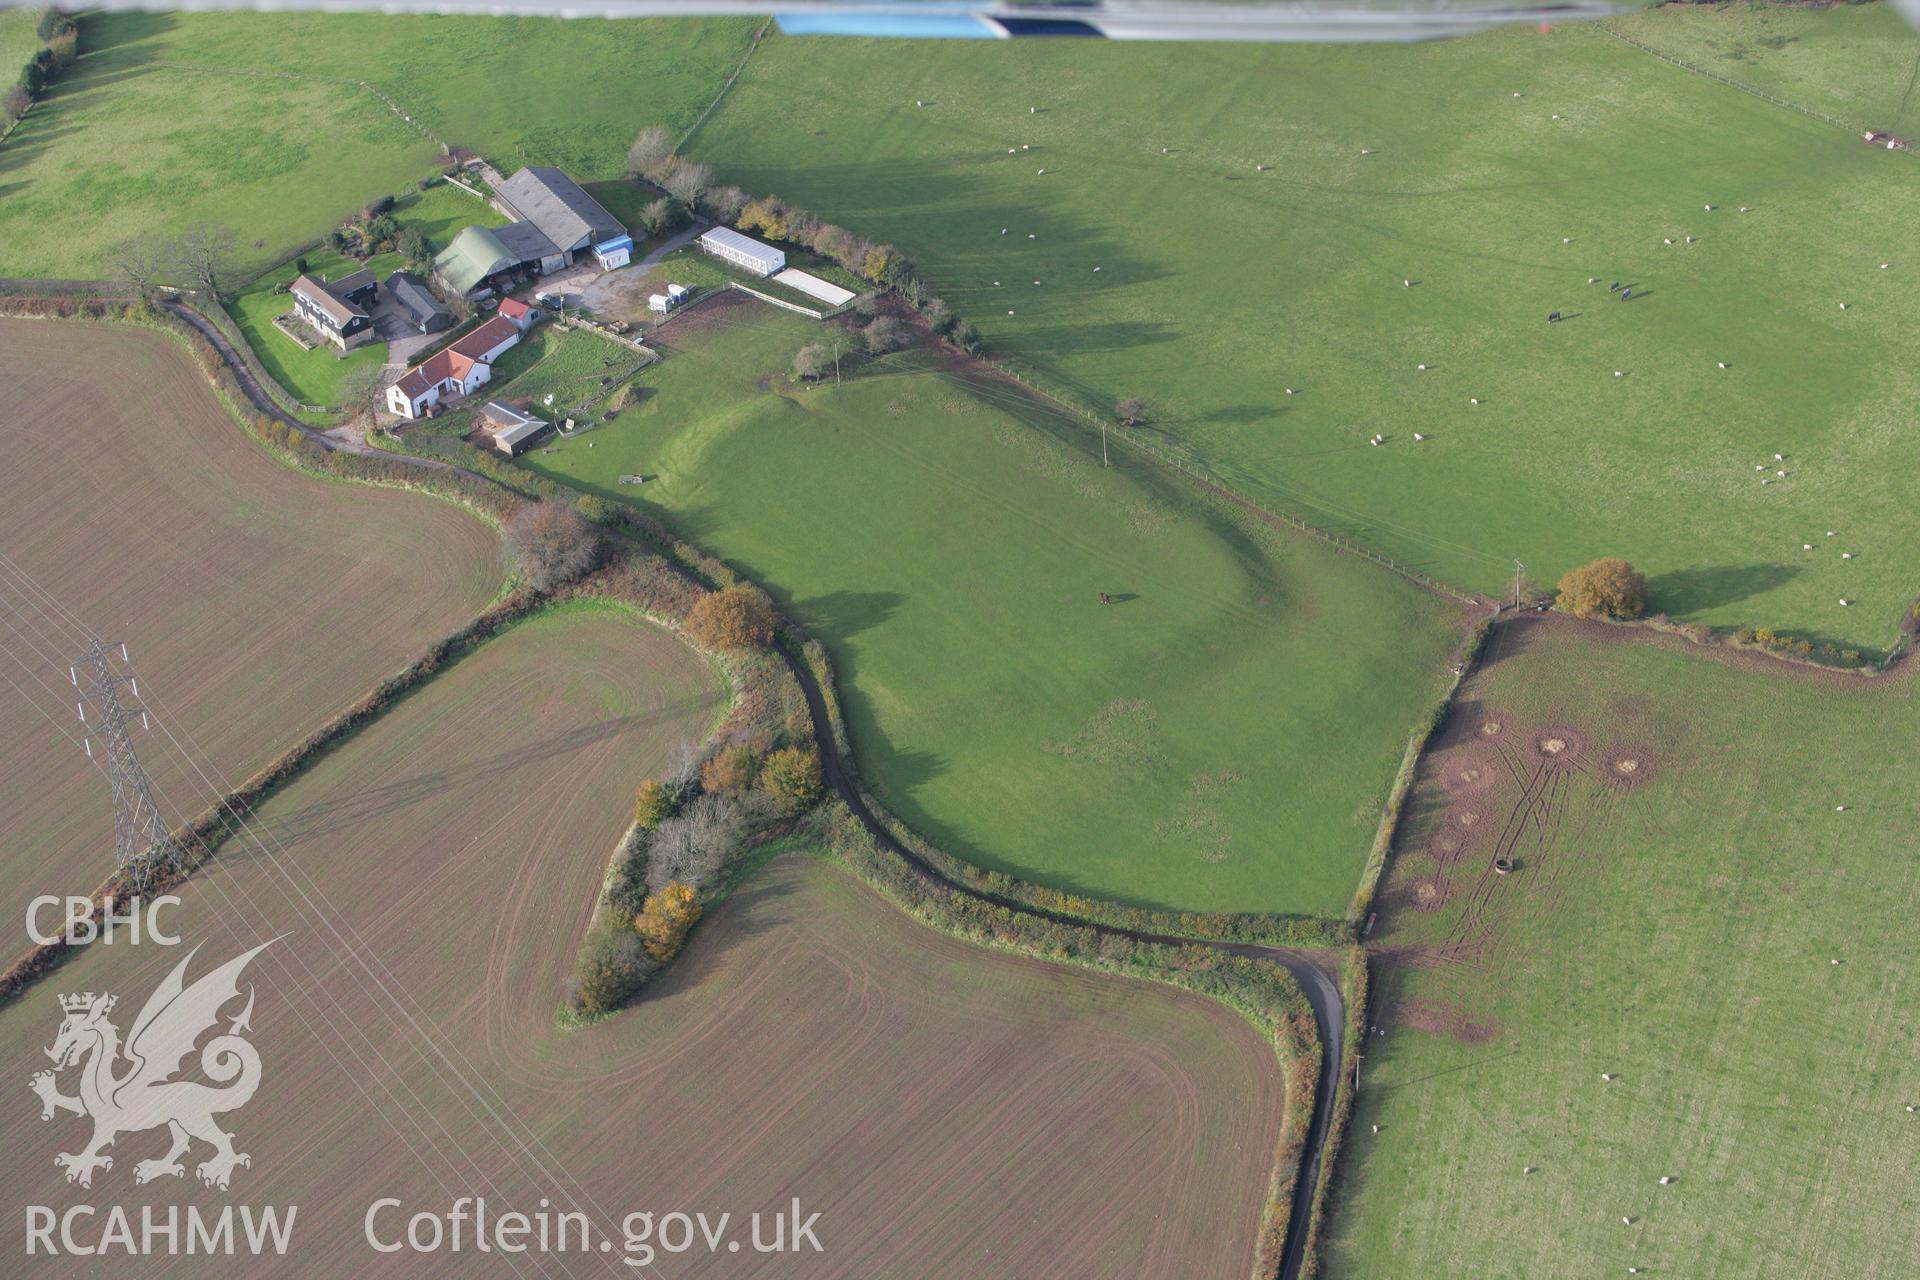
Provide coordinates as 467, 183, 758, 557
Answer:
30, 941, 275, 1191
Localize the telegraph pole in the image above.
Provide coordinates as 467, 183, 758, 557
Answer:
72, 639, 180, 893
1510, 559, 1527, 609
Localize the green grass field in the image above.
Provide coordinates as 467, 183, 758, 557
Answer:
1323, 617, 1920, 1277
518, 295, 1462, 916
0, 10, 41, 90
690, 12, 1920, 650
1613, 3, 1920, 131
0, 10, 755, 279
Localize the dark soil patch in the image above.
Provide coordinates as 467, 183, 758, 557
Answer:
1394, 998, 1499, 1046
1444, 801, 1491, 839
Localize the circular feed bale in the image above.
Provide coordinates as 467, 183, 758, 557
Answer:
1492, 856, 1515, 875
1601, 746, 1658, 788
1438, 750, 1499, 797
1527, 726, 1587, 766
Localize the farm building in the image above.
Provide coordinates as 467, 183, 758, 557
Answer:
497, 296, 538, 330
436, 168, 625, 297
700, 227, 786, 277
385, 315, 523, 420
289, 271, 378, 350
384, 272, 452, 335
593, 235, 634, 271
494, 167, 624, 260
479, 401, 551, 456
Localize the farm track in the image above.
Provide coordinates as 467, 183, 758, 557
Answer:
775, 637, 1344, 1280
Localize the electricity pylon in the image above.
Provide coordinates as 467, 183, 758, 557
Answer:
72, 639, 180, 892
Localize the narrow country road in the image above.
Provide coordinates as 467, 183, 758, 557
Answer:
159, 299, 499, 486
776, 641, 1344, 1280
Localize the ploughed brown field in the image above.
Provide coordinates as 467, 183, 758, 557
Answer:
0, 609, 1285, 1277
0, 318, 503, 933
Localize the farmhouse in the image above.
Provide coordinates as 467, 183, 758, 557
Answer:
384, 272, 452, 335
478, 401, 551, 456
700, 227, 786, 277
289, 271, 378, 350
385, 314, 523, 420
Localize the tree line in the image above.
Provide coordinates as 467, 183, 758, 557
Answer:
3, 7, 77, 133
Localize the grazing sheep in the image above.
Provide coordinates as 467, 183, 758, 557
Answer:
1034, 280, 1041, 285
1705, 203, 1714, 211
1030, 106, 1037, 113
993, 280, 1000, 286
1001, 228, 1008, 234
1161, 146, 1169, 153
1037, 168, 1046, 174
1286, 388, 1295, 395
1659, 1176, 1674, 1185
1008, 310, 1015, 315
1602, 1073, 1614, 1081
1413, 432, 1426, 441
1360, 147, 1374, 155
1513, 91, 1522, 97
1719, 362, 1728, 369
1828, 530, 1837, 536
1009, 148, 1017, 154
1756, 465, 1766, 472
1022, 144, 1030, 150
1762, 478, 1774, 485
1614, 371, 1626, 377
1028, 233, 1036, 239
1842, 552, 1854, 560
1589, 277, 1598, 284
1404, 279, 1412, 287
1622, 1217, 1635, 1226
1838, 601, 1850, 608
1093, 266, 1101, 272
1804, 544, 1812, 551
1417, 363, 1428, 370
1778, 470, 1788, 478
1775, 453, 1784, 460
1882, 263, 1891, 270
916, 99, 924, 106
1470, 398, 1480, 405
1524, 1166, 1537, 1174
1552, 113, 1562, 120
1563, 237, 1572, 244
1371, 1125, 1380, 1133
1664, 238, 1673, 245
1686, 235, 1696, 244
1739, 206, 1750, 212
1840, 302, 1849, 310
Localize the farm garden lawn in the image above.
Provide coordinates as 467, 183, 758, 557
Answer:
518, 294, 1465, 917
0, 317, 503, 955
0, 10, 757, 280
1322, 614, 1920, 1278
0, 602, 1286, 1278
224, 182, 505, 408
691, 11, 1920, 651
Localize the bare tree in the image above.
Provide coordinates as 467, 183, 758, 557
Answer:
861, 315, 908, 355
337, 365, 386, 422
172, 223, 240, 299
626, 124, 675, 180
792, 343, 831, 382
105, 237, 171, 298
504, 502, 602, 592
661, 159, 713, 208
